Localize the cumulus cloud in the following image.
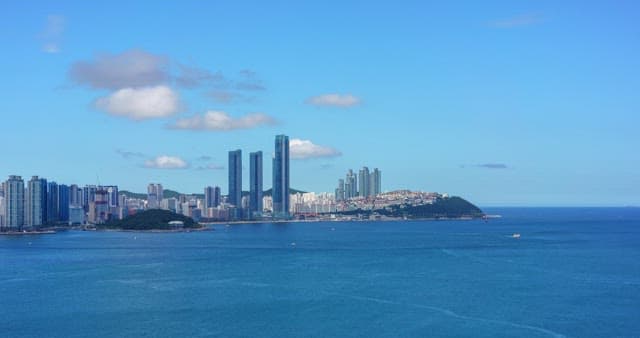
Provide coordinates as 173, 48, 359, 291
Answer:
169, 111, 275, 131
95, 85, 180, 120
305, 93, 361, 107
290, 138, 342, 160
490, 13, 542, 28
144, 155, 189, 169
175, 64, 227, 88
69, 49, 169, 89
41, 15, 65, 53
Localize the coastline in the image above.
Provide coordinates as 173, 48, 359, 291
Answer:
0, 230, 57, 236
1, 216, 486, 235
205, 215, 485, 226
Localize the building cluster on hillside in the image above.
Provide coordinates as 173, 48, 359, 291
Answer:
334, 167, 382, 201
335, 190, 444, 212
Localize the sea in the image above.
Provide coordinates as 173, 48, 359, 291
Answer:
1, 207, 639, 337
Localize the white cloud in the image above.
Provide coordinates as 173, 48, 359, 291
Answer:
41, 15, 65, 53
69, 49, 169, 89
290, 138, 342, 160
144, 155, 189, 169
95, 85, 180, 120
305, 93, 361, 107
175, 64, 227, 88
170, 111, 275, 131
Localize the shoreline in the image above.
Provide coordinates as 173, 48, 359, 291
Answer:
0, 230, 57, 236
1, 216, 486, 235
204, 215, 485, 226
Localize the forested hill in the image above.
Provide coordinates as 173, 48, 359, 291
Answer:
101, 209, 201, 230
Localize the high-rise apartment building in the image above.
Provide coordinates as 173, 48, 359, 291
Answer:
228, 150, 242, 208
249, 151, 263, 215
272, 135, 290, 218
358, 167, 370, 198
69, 184, 81, 207
345, 169, 357, 199
26, 176, 47, 227
47, 181, 59, 224
89, 188, 110, 224
58, 184, 70, 222
147, 183, 163, 209
335, 179, 345, 201
370, 168, 382, 197
83, 185, 97, 211
204, 186, 219, 208
4, 175, 25, 229
104, 185, 119, 207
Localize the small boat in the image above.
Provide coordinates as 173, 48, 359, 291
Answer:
512, 233, 521, 239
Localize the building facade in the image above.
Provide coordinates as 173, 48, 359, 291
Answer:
249, 151, 263, 215
26, 176, 47, 227
47, 181, 59, 224
4, 175, 25, 229
228, 149, 242, 208
272, 135, 290, 218
370, 168, 382, 197
58, 184, 70, 222
147, 183, 163, 209
358, 167, 370, 198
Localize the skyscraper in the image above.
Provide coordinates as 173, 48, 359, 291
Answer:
104, 185, 119, 207
228, 149, 242, 208
147, 183, 163, 209
26, 176, 47, 227
344, 169, 358, 199
272, 135, 290, 218
249, 151, 263, 215
358, 167, 370, 198
335, 179, 345, 201
47, 182, 59, 224
370, 168, 382, 197
89, 188, 109, 224
69, 184, 81, 207
58, 184, 70, 222
4, 175, 25, 229
213, 186, 221, 207
204, 186, 222, 208
83, 185, 97, 212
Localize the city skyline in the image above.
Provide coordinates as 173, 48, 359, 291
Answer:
1, 1, 638, 206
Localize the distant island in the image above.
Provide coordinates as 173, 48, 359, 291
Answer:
100, 209, 204, 231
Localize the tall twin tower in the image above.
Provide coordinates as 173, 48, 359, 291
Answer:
228, 134, 290, 219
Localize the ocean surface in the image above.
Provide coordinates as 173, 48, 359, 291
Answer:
1, 207, 639, 337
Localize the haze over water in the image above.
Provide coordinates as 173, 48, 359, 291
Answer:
1, 207, 639, 337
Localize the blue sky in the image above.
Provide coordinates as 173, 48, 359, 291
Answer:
1, 1, 638, 206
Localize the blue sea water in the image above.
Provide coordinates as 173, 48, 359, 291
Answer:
1, 208, 639, 337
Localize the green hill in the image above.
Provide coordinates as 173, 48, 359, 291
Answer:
101, 209, 201, 230
337, 196, 484, 219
